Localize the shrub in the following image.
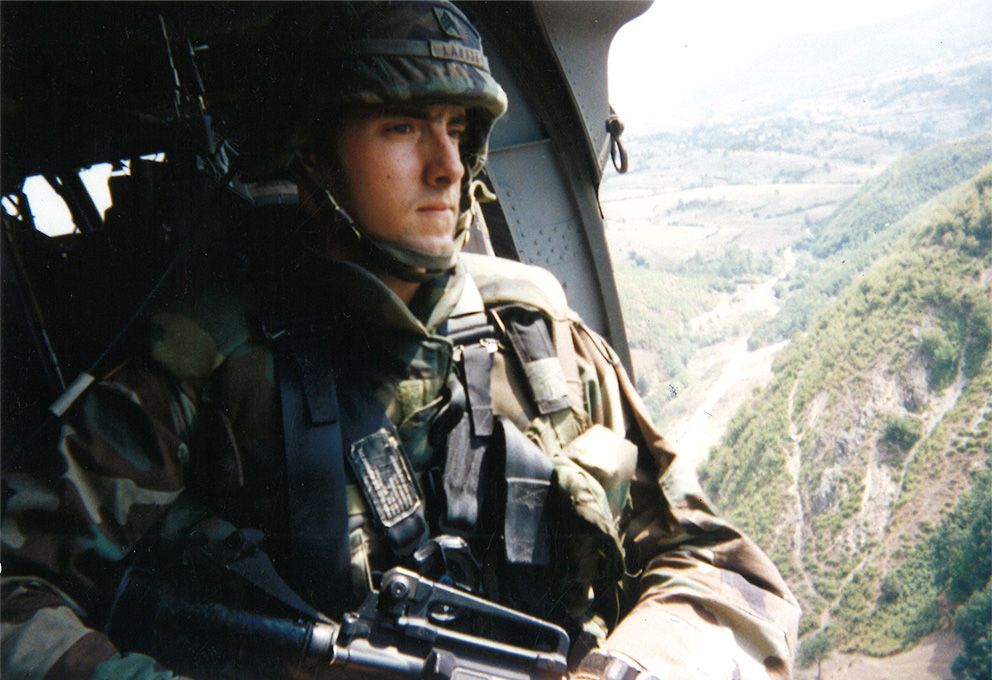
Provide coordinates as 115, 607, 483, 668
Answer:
951, 581, 991, 680
879, 573, 904, 604
964, 297, 992, 379
884, 415, 924, 452
920, 328, 959, 390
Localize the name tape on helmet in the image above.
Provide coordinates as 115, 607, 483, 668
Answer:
429, 40, 488, 69
342, 39, 488, 71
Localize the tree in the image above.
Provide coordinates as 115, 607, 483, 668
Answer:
797, 632, 832, 679
951, 582, 991, 680
931, 464, 991, 680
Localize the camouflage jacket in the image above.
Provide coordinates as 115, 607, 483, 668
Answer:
1, 251, 800, 679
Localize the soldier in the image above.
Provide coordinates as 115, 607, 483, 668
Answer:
1, 2, 800, 679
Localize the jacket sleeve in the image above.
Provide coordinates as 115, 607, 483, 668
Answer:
1, 580, 186, 680
569, 321, 801, 680
1, 361, 194, 680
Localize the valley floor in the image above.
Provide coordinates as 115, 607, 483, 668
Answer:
799, 629, 962, 680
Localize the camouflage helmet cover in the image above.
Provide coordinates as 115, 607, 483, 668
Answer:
240, 1, 507, 179
326, 1, 508, 175
271, 0, 508, 181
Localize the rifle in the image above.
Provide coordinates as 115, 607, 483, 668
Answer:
107, 566, 570, 680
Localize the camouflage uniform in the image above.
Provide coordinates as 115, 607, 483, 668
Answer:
2, 247, 800, 679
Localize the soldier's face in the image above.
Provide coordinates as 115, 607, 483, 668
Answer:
323, 103, 468, 257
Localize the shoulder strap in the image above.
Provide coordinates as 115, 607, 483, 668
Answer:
491, 304, 572, 414
439, 275, 496, 533
498, 416, 553, 566
274, 337, 352, 614
461, 254, 584, 412
275, 333, 429, 613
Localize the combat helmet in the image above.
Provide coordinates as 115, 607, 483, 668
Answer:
247, 1, 508, 281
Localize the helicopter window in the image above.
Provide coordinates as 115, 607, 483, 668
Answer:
16, 176, 75, 237
1, 195, 25, 220
79, 164, 118, 218
8, 155, 166, 238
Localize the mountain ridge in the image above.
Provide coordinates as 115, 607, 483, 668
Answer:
674, 0, 992, 128
749, 132, 992, 349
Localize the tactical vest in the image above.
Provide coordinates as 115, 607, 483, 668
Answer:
146, 254, 636, 652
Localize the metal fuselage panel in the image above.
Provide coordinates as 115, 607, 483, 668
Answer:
467, 1, 649, 371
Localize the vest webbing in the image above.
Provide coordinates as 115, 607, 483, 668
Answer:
275, 275, 562, 613
276, 332, 429, 614
274, 338, 351, 614
441, 290, 557, 567
441, 288, 496, 534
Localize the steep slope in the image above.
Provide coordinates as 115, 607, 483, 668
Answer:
699, 166, 991, 667
750, 132, 992, 348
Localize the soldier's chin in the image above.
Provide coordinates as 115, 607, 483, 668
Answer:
408, 235, 457, 258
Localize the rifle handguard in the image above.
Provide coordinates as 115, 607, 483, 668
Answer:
107, 567, 342, 678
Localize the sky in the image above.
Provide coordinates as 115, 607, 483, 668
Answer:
608, 0, 955, 132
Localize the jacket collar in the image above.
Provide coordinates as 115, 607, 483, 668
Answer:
287, 246, 470, 337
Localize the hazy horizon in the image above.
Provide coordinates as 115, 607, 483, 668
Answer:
608, 0, 992, 134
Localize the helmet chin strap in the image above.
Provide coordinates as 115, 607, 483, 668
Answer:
308, 167, 472, 283
373, 214, 471, 282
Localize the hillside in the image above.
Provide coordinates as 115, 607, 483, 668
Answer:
750, 133, 992, 349
601, 6, 992, 676
698, 167, 992, 675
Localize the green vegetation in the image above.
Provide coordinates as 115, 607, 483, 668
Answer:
615, 245, 778, 420
797, 631, 832, 672
699, 161, 992, 659
606, 53, 992, 668
614, 265, 716, 391
676, 245, 775, 292
931, 464, 990, 603
749, 133, 992, 350
699, 399, 792, 546
849, 459, 991, 667
920, 327, 962, 391
614, 264, 717, 356
964, 297, 992, 380
846, 541, 942, 654
883, 415, 924, 453
933, 463, 991, 680
951, 581, 990, 680
802, 136, 991, 259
